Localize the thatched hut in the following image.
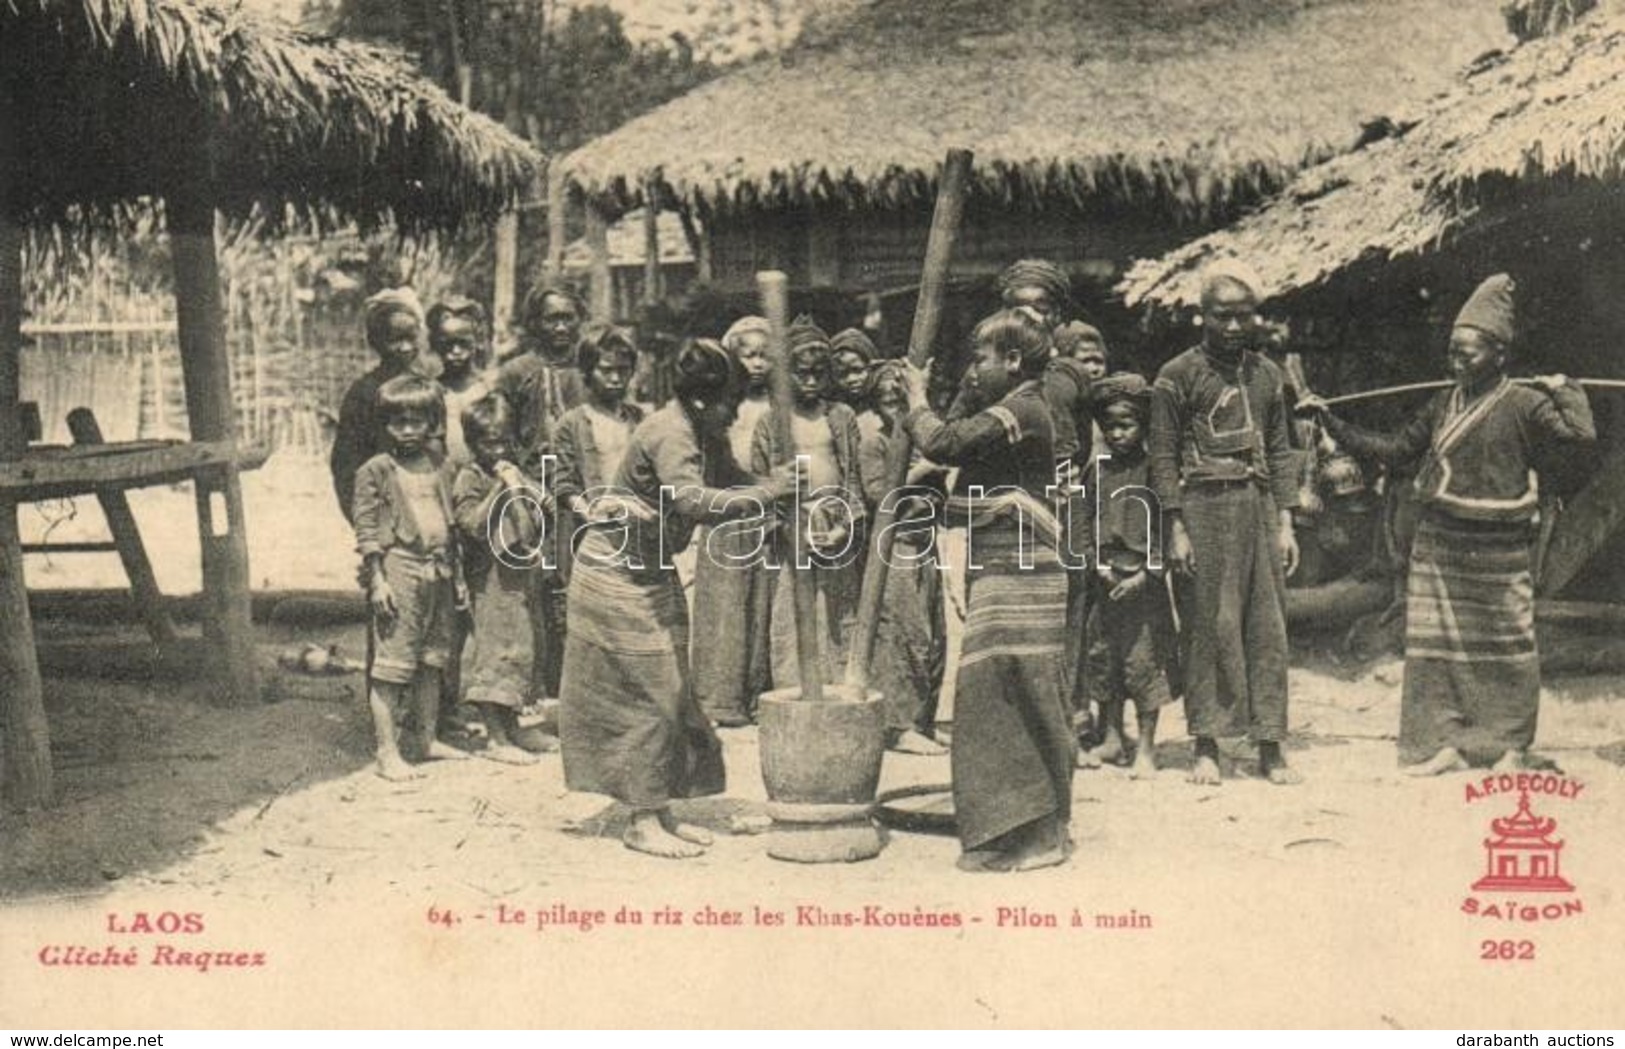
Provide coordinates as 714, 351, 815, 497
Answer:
0, 0, 539, 807
1119, 1, 1625, 606
562, 0, 1509, 335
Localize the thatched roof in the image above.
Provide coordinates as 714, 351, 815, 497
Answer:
1120, 3, 1625, 308
1, 0, 540, 233
563, 0, 1508, 220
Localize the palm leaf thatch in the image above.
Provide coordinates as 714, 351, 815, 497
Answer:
0, 0, 540, 233
562, 0, 1508, 221
1120, 2, 1625, 308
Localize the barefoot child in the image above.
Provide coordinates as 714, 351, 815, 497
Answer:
553, 325, 646, 572
1298, 274, 1594, 774
1079, 374, 1178, 779
452, 393, 557, 763
691, 317, 775, 726
752, 317, 866, 689
903, 308, 1074, 873
352, 375, 472, 779
560, 340, 794, 858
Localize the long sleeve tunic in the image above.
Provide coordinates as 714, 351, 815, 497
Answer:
1324, 377, 1594, 524
1149, 346, 1298, 515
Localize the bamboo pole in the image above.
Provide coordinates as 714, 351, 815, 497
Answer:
844, 149, 974, 694
759, 270, 823, 702
169, 187, 257, 706
0, 83, 54, 810
1320, 377, 1625, 408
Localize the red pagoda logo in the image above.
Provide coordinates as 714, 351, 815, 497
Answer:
1471, 791, 1574, 893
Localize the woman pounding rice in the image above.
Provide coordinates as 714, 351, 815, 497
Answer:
1297, 274, 1594, 775
559, 340, 793, 858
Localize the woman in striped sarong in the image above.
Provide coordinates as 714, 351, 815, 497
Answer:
1299, 275, 1594, 774
560, 340, 792, 859
902, 308, 1074, 872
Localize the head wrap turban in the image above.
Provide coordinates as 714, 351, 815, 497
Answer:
830, 327, 877, 362
722, 315, 771, 353
364, 287, 425, 330
1091, 372, 1152, 422
1200, 258, 1264, 302
997, 258, 1072, 314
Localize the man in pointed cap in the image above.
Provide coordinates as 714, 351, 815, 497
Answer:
1298, 274, 1594, 774
1149, 259, 1303, 785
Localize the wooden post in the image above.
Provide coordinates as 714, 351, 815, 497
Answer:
585, 200, 613, 323
545, 162, 567, 284
168, 188, 257, 705
66, 409, 177, 646
0, 86, 54, 809
493, 212, 519, 336
845, 149, 973, 693
642, 184, 663, 305
760, 270, 823, 702
676, 205, 711, 284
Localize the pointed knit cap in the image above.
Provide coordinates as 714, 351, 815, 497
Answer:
1453, 273, 1516, 344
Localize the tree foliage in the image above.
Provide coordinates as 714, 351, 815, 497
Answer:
305, 0, 718, 153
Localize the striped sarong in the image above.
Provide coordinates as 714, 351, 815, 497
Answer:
559, 530, 725, 807
1400, 513, 1539, 766
952, 520, 1073, 852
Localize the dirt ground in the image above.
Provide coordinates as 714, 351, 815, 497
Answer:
3, 459, 1624, 1028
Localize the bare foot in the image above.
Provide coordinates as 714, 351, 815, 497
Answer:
658, 811, 714, 846
375, 756, 423, 781
1187, 755, 1222, 786
985, 835, 1069, 873
891, 729, 948, 756
1492, 749, 1529, 772
1404, 747, 1467, 777
623, 813, 705, 859
1266, 764, 1304, 786
1075, 748, 1102, 770
956, 849, 999, 873
423, 740, 472, 762
1092, 735, 1126, 766
482, 743, 541, 766
1129, 749, 1158, 780
511, 725, 559, 753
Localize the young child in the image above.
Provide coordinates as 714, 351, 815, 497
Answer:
553, 325, 646, 571
451, 392, 557, 764
1079, 374, 1178, 780
829, 327, 877, 413
427, 296, 492, 465
331, 287, 425, 523
351, 374, 471, 780
859, 359, 948, 755
560, 340, 794, 859
902, 308, 1074, 872
691, 317, 776, 726
751, 316, 866, 690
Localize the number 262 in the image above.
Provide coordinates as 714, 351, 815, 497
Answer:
1480, 939, 1535, 960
